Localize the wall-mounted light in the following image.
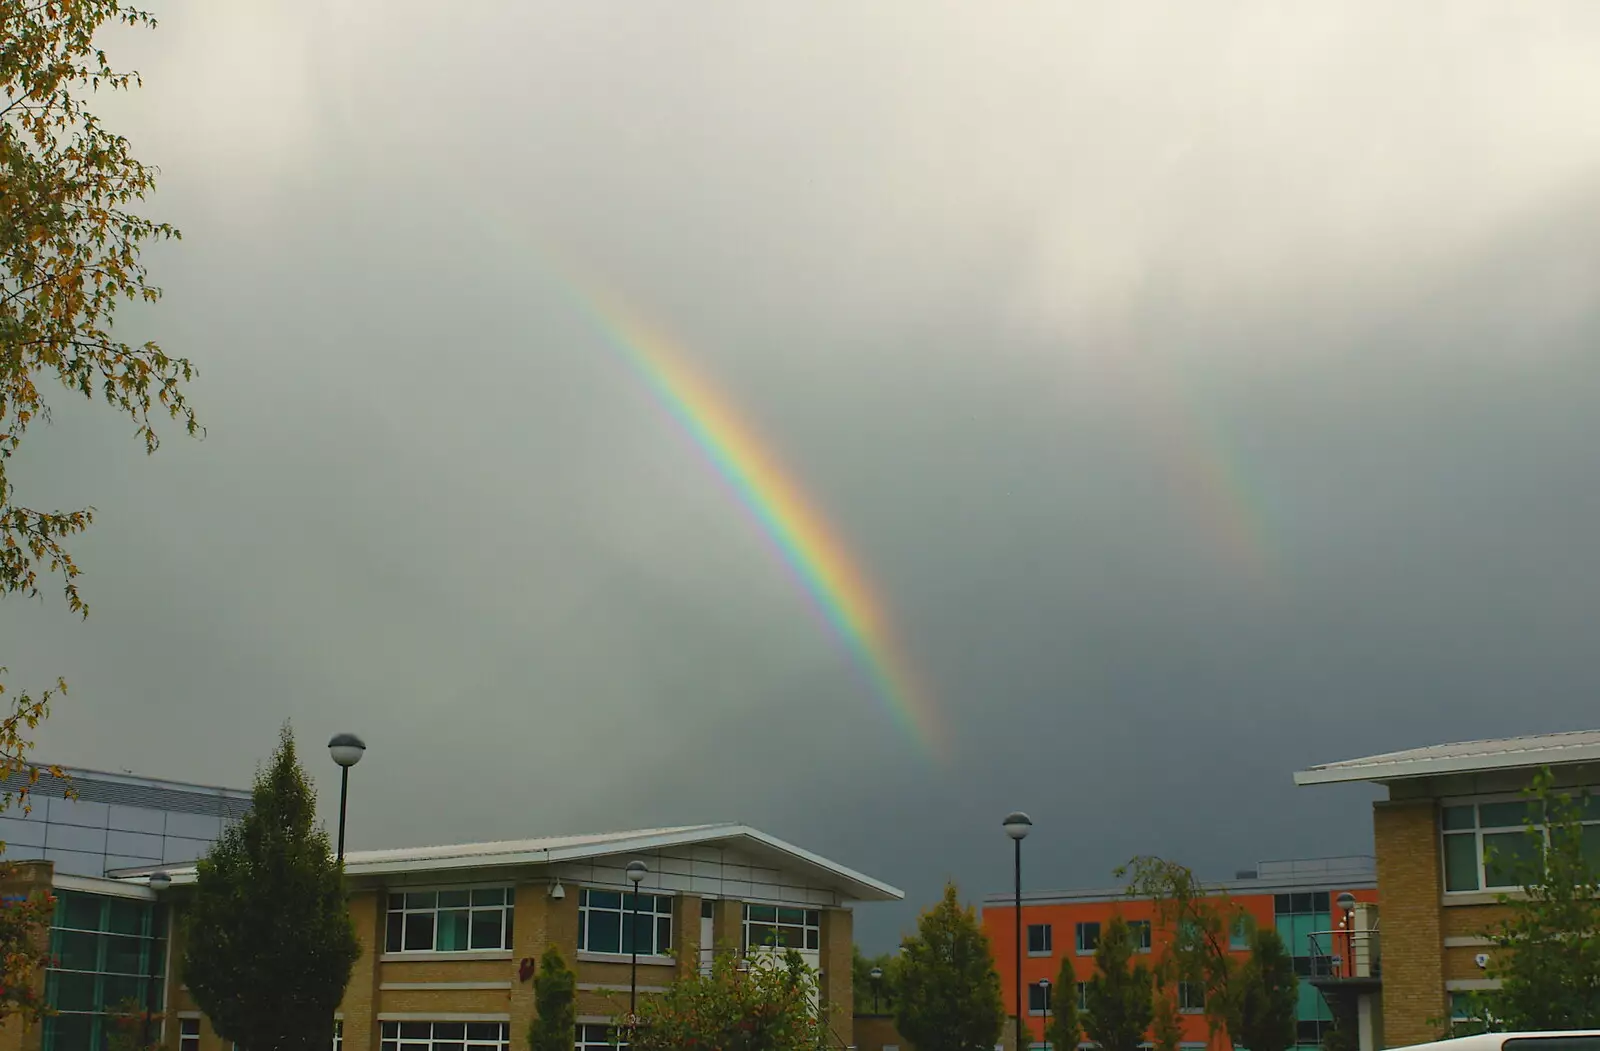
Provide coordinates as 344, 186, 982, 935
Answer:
548, 879, 566, 901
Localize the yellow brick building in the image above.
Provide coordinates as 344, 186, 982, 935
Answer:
1295, 730, 1600, 1050
4, 821, 901, 1051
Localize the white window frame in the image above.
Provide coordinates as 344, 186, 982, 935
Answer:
383, 884, 515, 955
577, 1022, 629, 1050
333, 1018, 343, 1051
1178, 980, 1206, 1013
1074, 921, 1099, 955
1128, 919, 1153, 953
178, 1016, 201, 1051
1439, 791, 1600, 895
1028, 981, 1054, 1016
378, 1019, 510, 1050
741, 904, 820, 953
1076, 982, 1088, 1011
579, 888, 674, 956
1028, 922, 1053, 956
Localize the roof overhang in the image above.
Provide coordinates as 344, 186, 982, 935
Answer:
1294, 733, 1600, 787
108, 824, 904, 903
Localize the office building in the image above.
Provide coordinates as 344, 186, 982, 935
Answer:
1295, 729, 1600, 1049
984, 856, 1377, 1051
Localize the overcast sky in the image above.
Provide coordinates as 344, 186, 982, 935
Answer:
7, 0, 1600, 950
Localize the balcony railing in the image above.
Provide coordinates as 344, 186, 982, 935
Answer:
1306, 926, 1381, 981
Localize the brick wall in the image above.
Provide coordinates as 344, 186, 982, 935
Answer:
1374, 799, 1445, 1047
820, 908, 853, 1042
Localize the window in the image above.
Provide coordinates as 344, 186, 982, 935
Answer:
702, 898, 715, 919
1075, 922, 1100, 954
385, 888, 514, 953
1439, 798, 1600, 893
1129, 920, 1152, 953
1028, 923, 1053, 954
742, 904, 819, 952
1229, 916, 1251, 951
1179, 981, 1206, 1013
333, 1020, 343, 1050
1077, 982, 1088, 1011
42, 891, 166, 1051
179, 1018, 200, 1051
581, 889, 673, 955
1029, 981, 1054, 1015
379, 1020, 510, 1050
577, 1022, 629, 1050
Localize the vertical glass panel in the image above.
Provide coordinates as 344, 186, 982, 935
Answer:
436, 909, 470, 951
51, 971, 98, 1011
470, 908, 504, 949
1582, 824, 1600, 870
60, 894, 103, 932
404, 892, 437, 910
657, 915, 672, 952
106, 899, 146, 936
471, 888, 505, 907
433, 1023, 466, 1039
1444, 833, 1481, 891
1480, 802, 1533, 828
586, 909, 621, 953
437, 890, 470, 908
586, 890, 620, 911
1485, 831, 1540, 888
806, 928, 819, 950
385, 911, 404, 952
55, 929, 100, 971
103, 934, 145, 975
1442, 806, 1476, 831
402, 911, 434, 951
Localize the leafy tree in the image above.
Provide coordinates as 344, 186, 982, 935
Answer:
1233, 927, 1297, 1051
2, 0, 196, 724
104, 997, 160, 1051
1151, 978, 1183, 1051
182, 725, 360, 1051
1121, 856, 1244, 1045
852, 945, 898, 1014
0, 869, 56, 1023
529, 945, 577, 1051
624, 947, 828, 1051
1477, 767, 1600, 1029
895, 883, 1004, 1051
1046, 953, 1080, 1051
1083, 916, 1154, 1051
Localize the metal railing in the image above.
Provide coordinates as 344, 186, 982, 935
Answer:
1306, 926, 1381, 980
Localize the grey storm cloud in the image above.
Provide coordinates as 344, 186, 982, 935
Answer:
6, 0, 1600, 947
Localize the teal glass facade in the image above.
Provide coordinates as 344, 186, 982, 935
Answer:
42, 891, 166, 1051
1275, 892, 1334, 1051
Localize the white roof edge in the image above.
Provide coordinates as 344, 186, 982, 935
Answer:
108, 824, 904, 902
1295, 733, 1600, 787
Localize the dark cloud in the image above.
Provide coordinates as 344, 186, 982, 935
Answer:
6, 1, 1600, 950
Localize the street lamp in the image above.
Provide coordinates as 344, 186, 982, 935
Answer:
626, 860, 648, 1015
143, 871, 171, 1049
869, 965, 884, 1014
327, 733, 366, 863
1004, 811, 1032, 1051
1039, 976, 1052, 1021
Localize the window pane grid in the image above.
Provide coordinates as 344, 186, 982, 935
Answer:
741, 903, 820, 952
1028, 923, 1053, 954
1441, 797, 1600, 893
581, 889, 674, 955
384, 888, 513, 954
577, 1023, 629, 1050
42, 892, 165, 1051
380, 1020, 509, 1051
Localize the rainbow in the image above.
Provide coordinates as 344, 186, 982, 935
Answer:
536, 263, 943, 758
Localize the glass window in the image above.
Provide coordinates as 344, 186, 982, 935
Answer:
180, 1018, 201, 1051
1077, 982, 1089, 1011
1442, 806, 1477, 831
1229, 917, 1250, 951
741, 902, 816, 953
1075, 922, 1100, 954
1029, 982, 1053, 1014
1485, 831, 1541, 888
384, 886, 514, 953
1028, 924, 1053, 954
577, 1023, 629, 1050
379, 1020, 510, 1051
43, 891, 165, 1051
702, 898, 715, 919
583, 890, 673, 955
1128, 920, 1152, 952
333, 1020, 343, 1051
1444, 832, 1481, 891
1179, 981, 1206, 1013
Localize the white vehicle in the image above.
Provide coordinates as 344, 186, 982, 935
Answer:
1399, 1034, 1600, 1051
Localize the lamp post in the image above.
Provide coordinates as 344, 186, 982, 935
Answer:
1040, 976, 1052, 1027
1337, 891, 1357, 978
143, 871, 171, 1049
1004, 811, 1033, 1051
626, 860, 648, 1015
869, 965, 883, 1014
327, 733, 366, 863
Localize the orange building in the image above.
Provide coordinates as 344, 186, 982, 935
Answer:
983, 857, 1378, 1051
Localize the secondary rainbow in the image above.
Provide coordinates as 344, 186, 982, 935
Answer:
545, 268, 943, 758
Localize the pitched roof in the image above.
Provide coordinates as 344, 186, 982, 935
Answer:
110, 823, 904, 902
1294, 730, 1600, 786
